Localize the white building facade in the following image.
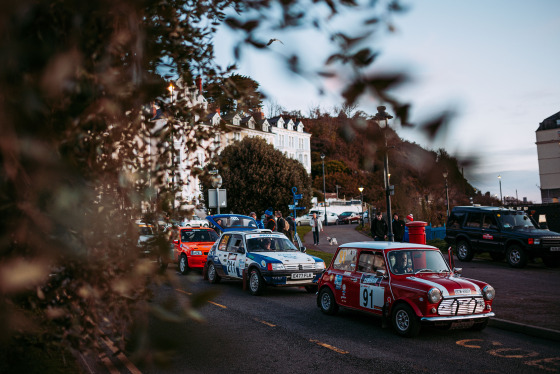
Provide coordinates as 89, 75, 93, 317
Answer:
536, 111, 560, 203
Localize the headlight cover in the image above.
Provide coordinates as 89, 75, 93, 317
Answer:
269, 263, 285, 271
190, 250, 202, 256
427, 288, 443, 304
482, 285, 495, 300
316, 261, 326, 270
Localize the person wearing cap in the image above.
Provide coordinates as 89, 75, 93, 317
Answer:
370, 212, 388, 241
406, 214, 414, 223
392, 213, 405, 242
249, 211, 264, 229
264, 209, 276, 231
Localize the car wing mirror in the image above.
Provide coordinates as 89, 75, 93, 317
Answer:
453, 267, 462, 276
236, 247, 245, 254
375, 269, 386, 278
300, 246, 307, 253
173, 240, 179, 245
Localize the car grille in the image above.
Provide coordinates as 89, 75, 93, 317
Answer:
438, 297, 485, 315
284, 263, 316, 270
542, 236, 560, 246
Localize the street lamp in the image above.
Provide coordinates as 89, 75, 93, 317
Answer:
321, 153, 327, 226
498, 175, 503, 205
358, 186, 364, 227
443, 170, 450, 217
374, 106, 394, 242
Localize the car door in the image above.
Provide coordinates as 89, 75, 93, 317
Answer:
479, 213, 501, 252
224, 234, 245, 279
463, 212, 483, 248
346, 250, 386, 315
328, 248, 358, 306
214, 234, 231, 277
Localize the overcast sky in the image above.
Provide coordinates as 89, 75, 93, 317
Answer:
213, 0, 560, 203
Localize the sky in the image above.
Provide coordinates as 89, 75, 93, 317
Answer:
213, 0, 560, 203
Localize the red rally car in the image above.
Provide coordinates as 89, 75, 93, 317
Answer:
174, 227, 219, 274
317, 241, 495, 337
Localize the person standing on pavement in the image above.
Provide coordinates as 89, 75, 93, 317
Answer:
286, 214, 295, 241
265, 209, 276, 231
392, 213, 406, 242
310, 212, 323, 245
276, 211, 288, 236
249, 212, 264, 229
371, 212, 388, 241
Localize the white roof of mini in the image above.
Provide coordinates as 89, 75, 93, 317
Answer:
339, 241, 437, 250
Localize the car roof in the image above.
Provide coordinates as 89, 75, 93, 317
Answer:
178, 226, 214, 231
339, 241, 437, 251
451, 205, 515, 212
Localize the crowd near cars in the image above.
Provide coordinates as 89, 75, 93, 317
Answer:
132, 207, 511, 338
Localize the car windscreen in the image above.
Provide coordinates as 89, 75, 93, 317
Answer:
245, 235, 298, 252
212, 215, 258, 230
181, 229, 218, 242
497, 211, 538, 230
388, 249, 450, 274
138, 226, 154, 235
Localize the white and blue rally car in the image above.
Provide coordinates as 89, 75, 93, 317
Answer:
203, 214, 326, 295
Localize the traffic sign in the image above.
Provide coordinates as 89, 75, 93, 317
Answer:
294, 194, 303, 200
295, 206, 306, 210
288, 204, 295, 210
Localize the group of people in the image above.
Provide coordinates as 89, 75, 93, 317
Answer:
370, 212, 413, 242
248, 209, 295, 240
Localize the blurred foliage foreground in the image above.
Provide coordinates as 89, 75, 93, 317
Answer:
0, 0, 416, 369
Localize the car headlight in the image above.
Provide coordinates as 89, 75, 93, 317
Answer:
482, 285, 495, 301
427, 288, 442, 303
190, 250, 202, 256
268, 263, 285, 271
316, 261, 325, 270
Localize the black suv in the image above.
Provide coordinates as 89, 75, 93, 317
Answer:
445, 206, 560, 268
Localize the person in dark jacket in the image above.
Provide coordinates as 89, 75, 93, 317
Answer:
370, 212, 388, 241
392, 213, 406, 242
264, 209, 276, 231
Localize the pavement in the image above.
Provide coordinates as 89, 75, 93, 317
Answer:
303, 222, 560, 342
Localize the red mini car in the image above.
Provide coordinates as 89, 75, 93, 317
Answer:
174, 227, 219, 274
317, 242, 495, 337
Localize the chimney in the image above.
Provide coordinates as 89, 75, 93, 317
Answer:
196, 76, 202, 92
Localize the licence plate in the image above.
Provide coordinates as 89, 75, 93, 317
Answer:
291, 273, 313, 279
551, 247, 560, 252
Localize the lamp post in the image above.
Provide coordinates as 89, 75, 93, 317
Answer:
168, 83, 175, 214
321, 153, 327, 226
498, 175, 503, 205
443, 170, 450, 217
375, 106, 394, 242
358, 186, 364, 227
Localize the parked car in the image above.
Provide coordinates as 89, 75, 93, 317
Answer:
181, 216, 210, 228
317, 241, 495, 337
203, 214, 326, 295
445, 206, 560, 268
173, 227, 219, 274
337, 211, 361, 224
295, 213, 312, 226
136, 221, 170, 272
309, 210, 339, 225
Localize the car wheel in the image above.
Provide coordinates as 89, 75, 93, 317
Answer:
305, 285, 318, 294
249, 268, 266, 295
318, 288, 338, 315
542, 256, 560, 268
470, 318, 489, 331
392, 304, 420, 338
489, 252, 505, 262
207, 262, 221, 284
297, 222, 301, 226
456, 240, 474, 262
506, 245, 527, 268
179, 254, 189, 275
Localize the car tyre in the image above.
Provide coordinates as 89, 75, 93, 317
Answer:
248, 268, 266, 295
456, 240, 474, 262
392, 304, 420, 338
207, 262, 221, 284
506, 245, 527, 268
470, 318, 489, 331
318, 288, 338, 315
179, 254, 189, 275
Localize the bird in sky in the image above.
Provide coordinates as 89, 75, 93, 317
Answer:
267, 38, 284, 46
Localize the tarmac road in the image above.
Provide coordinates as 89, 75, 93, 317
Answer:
303, 222, 560, 339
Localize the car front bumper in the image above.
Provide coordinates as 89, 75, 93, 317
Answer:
421, 312, 495, 322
